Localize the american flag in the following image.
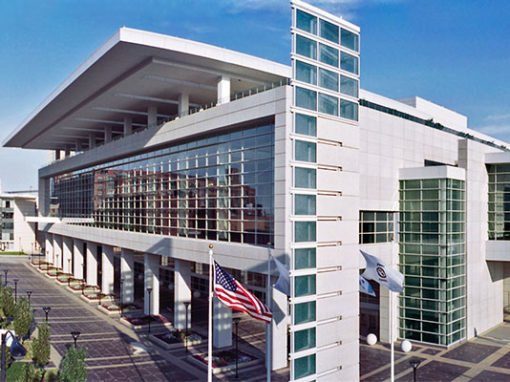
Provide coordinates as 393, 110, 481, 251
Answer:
214, 261, 272, 323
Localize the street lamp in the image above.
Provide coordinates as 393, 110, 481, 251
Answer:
233, 317, 241, 379
70, 331, 80, 347
409, 359, 421, 382
0, 330, 27, 382
146, 287, 153, 334
42, 306, 51, 322
3, 270, 8, 287
184, 301, 191, 352
26, 291, 32, 305
12, 279, 19, 302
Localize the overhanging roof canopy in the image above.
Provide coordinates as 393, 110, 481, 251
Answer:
4, 28, 290, 150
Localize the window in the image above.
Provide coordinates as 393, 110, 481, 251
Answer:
295, 61, 317, 85
295, 247, 316, 269
294, 327, 316, 352
340, 51, 359, 74
319, 68, 339, 92
319, 19, 339, 43
295, 87, 317, 111
296, 10, 317, 34
295, 113, 316, 136
294, 301, 316, 324
294, 168, 316, 189
295, 221, 316, 242
294, 354, 316, 379
295, 141, 316, 163
319, 43, 339, 67
295, 35, 317, 60
295, 274, 316, 296
295, 195, 316, 215
340, 99, 358, 120
341, 28, 359, 51
340, 75, 358, 97
360, 211, 394, 244
319, 93, 339, 116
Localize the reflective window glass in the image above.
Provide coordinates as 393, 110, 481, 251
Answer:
319, 19, 339, 43
295, 141, 316, 163
294, 168, 316, 189
340, 51, 359, 74
295, 221, 316, 242
295, 87, 317, 111
294, 354, 316, 379
319, 43, 339, 67
319, 68, 339, 92
294, 301, 316, 324
341, 28, 359, 51
340, 75, 359, 97
295, 274, 316, 296
296, 10, 317, 34
296, 61, 317, 85
295, 113, 317, 136
295, 195, 316, 215
319, 93, 339, 116
294, 327, 316, 352
296, 35, 317, 59
340, 99, 358, 120
295, 248, 316, 269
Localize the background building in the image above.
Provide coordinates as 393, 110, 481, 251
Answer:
4, 1, 510, 381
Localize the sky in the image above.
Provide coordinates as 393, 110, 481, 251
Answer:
0, 0, 509, 191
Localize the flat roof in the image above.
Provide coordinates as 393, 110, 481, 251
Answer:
4, 28, 290, 150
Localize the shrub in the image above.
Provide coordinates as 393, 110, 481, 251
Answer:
32, 323, 50, 368
14, 297, 33, 340
58, 346, 87, 382
1, 287, 15, 318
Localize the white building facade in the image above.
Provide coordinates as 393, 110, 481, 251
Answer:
0, 192, 38, 253
4, 1, 510, 381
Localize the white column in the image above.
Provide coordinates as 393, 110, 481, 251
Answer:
120, 249, 135, 304
272, 288, 289, 369
148, 106, 158, 128
178, 93, 189, 117
104, 126, 112, 143
101, 245, 115, 295
53, 235, 62, 268
44, 233, 53, 264
73, 239, 84, 279
144, 254, 160, 315
173, 259, 192, 330
62, 237, 73, 274
86, 243, 98, 286
217, 76, 230, 105
213, 297, 232, 348
123, 117, 132, 136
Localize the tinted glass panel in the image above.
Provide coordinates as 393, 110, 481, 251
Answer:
319, 43, 339, 67
295, 87, 317, 111
295, 113, 317, 136
319, 19, 339, 43
340, 51, 359, 74
340, 99, 358, 120
296, 10, 317, 34
319, 93, 339, 116
296, 61, 317, 85
340, 75, 359, 97
341, 28, 359, 51
296, 35, 317, 59
319, 68, 339, 92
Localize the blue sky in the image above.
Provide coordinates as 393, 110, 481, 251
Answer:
0, 0, 509, 190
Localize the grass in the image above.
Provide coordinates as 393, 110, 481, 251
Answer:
0, 252, 25, 255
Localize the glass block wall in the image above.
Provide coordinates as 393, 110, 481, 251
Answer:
488, 164, 510, 240
399, 178, 466, 346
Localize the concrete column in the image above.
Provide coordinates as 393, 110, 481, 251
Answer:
178, 93, 189, 117
53, 235, 62, 268
39, 177, 50, 217
101, 245, 115, 295
173, 259, 192, 330
89, 134, 96, 149
44, 233, 53, 264
73, 239, 84, 280
64, 148, 70, 158
272, 288, 289, 369
120, 249, 135, 304
144, 253, 160, 316
217, 76, 230, 105
104, 126, 112, 143
148, 106, 158, 128
213, 297, 232, 348
55, 150, 61, 160
62, 237, 73, 274
123, 117, 132, 136
86, 243, 98, 286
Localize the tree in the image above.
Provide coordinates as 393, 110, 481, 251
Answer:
0, 287, 15, 318
58, 346, 87, 382
13, 297, 33, 340
32, 323, 50, 368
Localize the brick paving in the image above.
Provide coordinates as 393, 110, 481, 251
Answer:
1, 257, 289, 381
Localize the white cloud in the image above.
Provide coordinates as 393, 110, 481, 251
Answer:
486, 113, 510, 122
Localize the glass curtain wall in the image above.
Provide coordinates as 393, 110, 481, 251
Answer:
51, 124, 275, 247
399, 178, 466, 346
488, 164, 510, 240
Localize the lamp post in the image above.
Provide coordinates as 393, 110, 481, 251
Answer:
13, 279, 19, 302
146, 287, 153, 334
42, 306, 51, 322
70, 331, 80, 347
233, 317, 241, 379
119, 278, 124, 317
3, 270, 7, 287
1, 331, 27, 382
26, 291, 32, 305
81, 279, 86, 295
409, 359, 421, 382
184, 301, 191, 352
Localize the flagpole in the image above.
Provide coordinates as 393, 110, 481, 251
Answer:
208, 244, 214, 382
266, 247, 272, 382
390, 290, 394, 382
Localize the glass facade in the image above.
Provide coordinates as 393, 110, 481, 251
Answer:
359, 211, 395, 244
0, 198, 14, 244
488, 164, 510, 240
399, 178, 466, 346
51, 124, 275, 246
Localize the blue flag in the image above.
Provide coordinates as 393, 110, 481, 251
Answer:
359, 275, 376, 297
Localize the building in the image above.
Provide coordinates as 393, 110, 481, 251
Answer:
4, 1, 510, 380
0, 190, 38, 253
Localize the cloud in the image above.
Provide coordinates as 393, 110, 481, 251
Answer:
486, 113, 510, 122
475, 114, 510, 141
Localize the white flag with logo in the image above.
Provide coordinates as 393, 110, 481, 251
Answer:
359, 275, 376, 297
272, 256, 290, 296
360, 250, 404, 293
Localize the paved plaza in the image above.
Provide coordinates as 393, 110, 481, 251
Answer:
1, 257, 288, 381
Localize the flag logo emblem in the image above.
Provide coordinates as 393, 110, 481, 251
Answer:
376, 265, 387, 279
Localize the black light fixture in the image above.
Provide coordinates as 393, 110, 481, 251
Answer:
0, 330, 27, 382
42, 306, 51, 322
12, 279, 19, 302
3, 269, 8, 287
119, 278, 125, 316
26, 291, 32, 305
184, 301, 191, 353
70, 331, 80, 347
146, 287, 153, 333
233, 317, 241, 379
409, 359, 422, 382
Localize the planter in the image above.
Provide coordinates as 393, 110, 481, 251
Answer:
97, 304, 121, 317
119, 315, 172, 332
149, 331, 203, 350
189, 350, 259, 374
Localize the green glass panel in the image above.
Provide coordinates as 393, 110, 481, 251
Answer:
319, 19, 339, 43
294, 327, 316, 352
294, 354, 316, 379
295, 248, 316, 269
296, 10, 317, 34
295, 194, 316, 215
295, 113, 317, 136
295, 141, 317, 163
294, 301, 316, 324
295, 222, 316, 242
295, 275, 316, 297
